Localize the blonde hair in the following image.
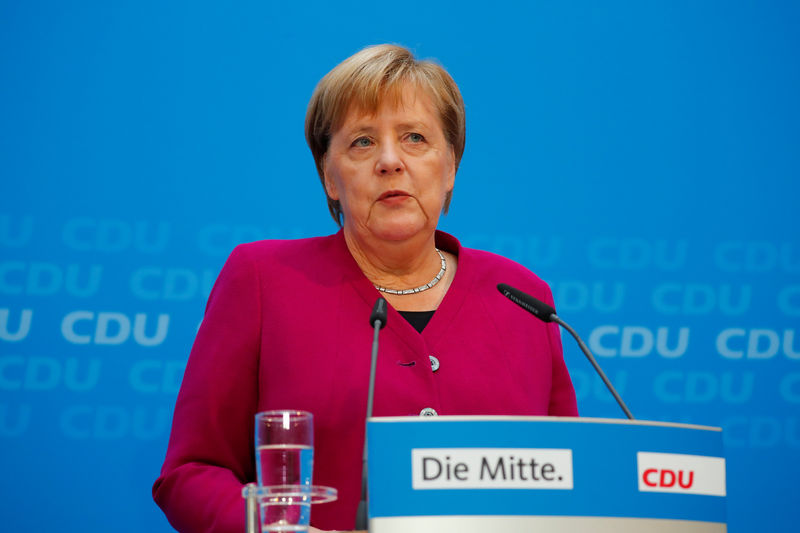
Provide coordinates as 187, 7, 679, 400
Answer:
305, 44, 466, 225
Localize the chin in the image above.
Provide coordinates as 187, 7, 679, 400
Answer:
369, 219, 429, 242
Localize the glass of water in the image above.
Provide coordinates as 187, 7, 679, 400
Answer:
254, 410, 314, 532
256, 410, 314, 488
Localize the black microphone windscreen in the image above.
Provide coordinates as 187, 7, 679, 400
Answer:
497, 283, 556, 322
369, 297, 388, 329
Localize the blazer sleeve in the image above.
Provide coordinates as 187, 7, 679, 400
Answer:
152, 244, 261, 533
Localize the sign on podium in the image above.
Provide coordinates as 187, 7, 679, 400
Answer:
366, 416, 726, 532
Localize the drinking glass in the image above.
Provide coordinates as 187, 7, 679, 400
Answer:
255, 410, 314, 488
254, 410, 314, 532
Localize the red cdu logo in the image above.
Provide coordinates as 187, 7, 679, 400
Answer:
637, 452, 726, 496
642, 468, 694, 489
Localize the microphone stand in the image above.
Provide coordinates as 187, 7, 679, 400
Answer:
356, 297, 387, 530
498, 283, 634, 420
551, 313, 634, 420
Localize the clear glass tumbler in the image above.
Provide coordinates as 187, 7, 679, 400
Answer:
254, 410, 314, 532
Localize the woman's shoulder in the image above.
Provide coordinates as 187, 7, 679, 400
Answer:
227, 232, 343, 266
213, 232, 349, 295
463, 245, 549, 280
457, 239, 554, 303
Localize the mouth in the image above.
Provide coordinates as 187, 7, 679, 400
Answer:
378, 190, 411, 201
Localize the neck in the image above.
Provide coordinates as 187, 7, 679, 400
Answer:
343, 228, 440, 289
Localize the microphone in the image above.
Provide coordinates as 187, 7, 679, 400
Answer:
497, 283, 634, 420
356, 297, 388, 530
369, 297, 388, 330
497, 283, 557, 322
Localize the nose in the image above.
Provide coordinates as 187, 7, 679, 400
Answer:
375, 142, 404, 175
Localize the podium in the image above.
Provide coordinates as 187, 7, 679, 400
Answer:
366, 416, 726, 532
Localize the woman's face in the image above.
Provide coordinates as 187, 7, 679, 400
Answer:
323, 85, 455, 245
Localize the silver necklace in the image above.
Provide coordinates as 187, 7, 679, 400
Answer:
374, 249, 447, 296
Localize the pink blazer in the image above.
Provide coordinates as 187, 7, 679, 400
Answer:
153, 230, 577, 532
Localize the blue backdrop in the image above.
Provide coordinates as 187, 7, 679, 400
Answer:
2, 1, 798, 531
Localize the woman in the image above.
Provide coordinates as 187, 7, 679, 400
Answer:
153, 44, 577, 533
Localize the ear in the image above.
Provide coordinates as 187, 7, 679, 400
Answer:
322, 155, 340, 201
444, 146, 456, 192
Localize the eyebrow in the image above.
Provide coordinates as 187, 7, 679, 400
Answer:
344, 121, 430, 136
397, 122, 428, 131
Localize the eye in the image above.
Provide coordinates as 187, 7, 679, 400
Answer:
407, 132, 425, 143
351, 137, 372, 148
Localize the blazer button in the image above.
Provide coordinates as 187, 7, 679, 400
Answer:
419, 407, 438, 417
429, 355, 440, 372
